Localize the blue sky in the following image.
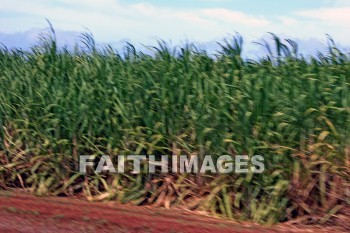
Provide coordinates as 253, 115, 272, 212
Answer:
0, 0, 350, 46
122, 0, 325, 14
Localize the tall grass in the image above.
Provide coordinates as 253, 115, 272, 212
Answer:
0, 31, 349, 225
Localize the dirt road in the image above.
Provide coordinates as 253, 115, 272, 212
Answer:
0, 191, 343, 233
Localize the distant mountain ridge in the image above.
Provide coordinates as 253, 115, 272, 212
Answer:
0, 28, 348, 58
0, 28, 82, 50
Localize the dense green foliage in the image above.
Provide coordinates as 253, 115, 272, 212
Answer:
0, 32, 349, 224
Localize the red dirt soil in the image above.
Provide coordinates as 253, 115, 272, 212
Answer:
0, 190, 345, 233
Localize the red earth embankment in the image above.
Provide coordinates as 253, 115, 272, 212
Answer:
0, 191, 345, 233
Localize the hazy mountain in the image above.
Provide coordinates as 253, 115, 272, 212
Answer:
0, 28, 82, 50
201, 35, 349, 59
0, 28, 348, 58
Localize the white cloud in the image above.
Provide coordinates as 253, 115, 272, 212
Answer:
0, 0, 272, 42
296, 7, 350, 24
276, 17, 298, 26
294, 7, 350, 43
199, 8, 270, 27
0, 0, 349, 45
